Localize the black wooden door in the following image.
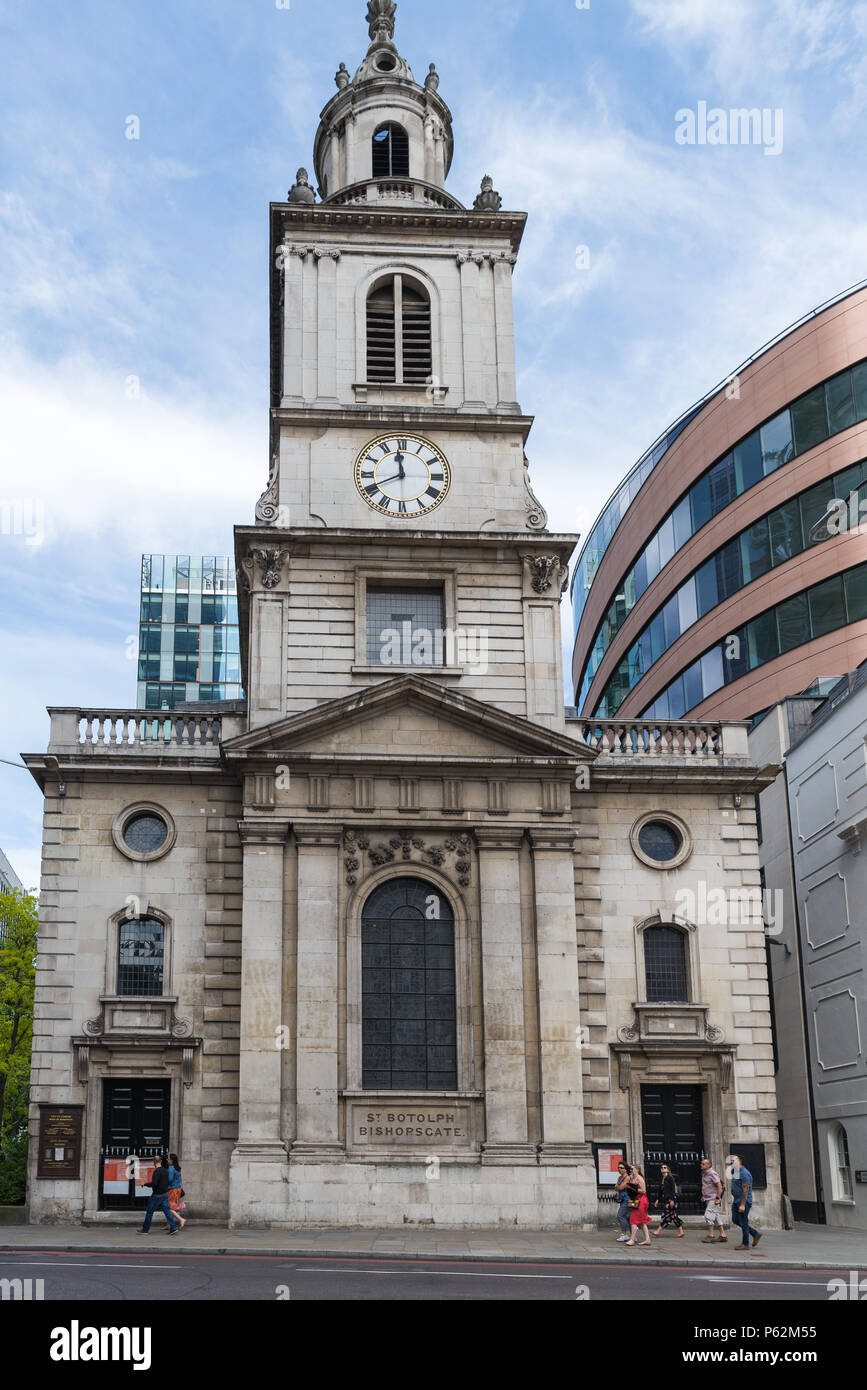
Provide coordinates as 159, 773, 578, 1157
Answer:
100, 1080, 170, 1209
641, 1084, 705, 1214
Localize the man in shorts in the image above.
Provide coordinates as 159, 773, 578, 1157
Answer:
700, 1157, 727, 1242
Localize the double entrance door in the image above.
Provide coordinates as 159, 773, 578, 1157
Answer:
641, 1084, 705, 1214
99, 1080, 171, 1210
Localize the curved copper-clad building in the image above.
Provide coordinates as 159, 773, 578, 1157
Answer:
572, 283, 867, 722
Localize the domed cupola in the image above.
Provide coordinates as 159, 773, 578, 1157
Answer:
353, 0, 414, 85
312, 1, 462, 211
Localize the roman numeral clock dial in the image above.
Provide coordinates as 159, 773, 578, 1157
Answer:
354, 433, 451, 519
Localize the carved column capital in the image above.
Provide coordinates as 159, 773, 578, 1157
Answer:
237, 819, 291, 847
474, 827, 526, 852
294, 823, 345, 849
522, 553, 569, 596
528, 827, 577, 854
243, 546, 289, 592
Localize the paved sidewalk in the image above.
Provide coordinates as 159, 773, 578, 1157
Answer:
0, 1220, 864, 1269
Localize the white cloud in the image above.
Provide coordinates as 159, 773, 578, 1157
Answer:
630, 0, 852, 86
0, 347, 262, 556
457, 72, 867, 607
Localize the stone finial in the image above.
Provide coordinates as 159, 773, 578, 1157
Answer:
289, 168, 316, 204
335, 62, 350, 89
473, 174, 502, 212
425, 62, 439, 92
366, 0, 396, 42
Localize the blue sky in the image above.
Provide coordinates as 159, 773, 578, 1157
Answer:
2, 0, 867, 888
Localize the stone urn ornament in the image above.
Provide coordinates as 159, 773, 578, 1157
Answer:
473, 174, 502, 211
289, 167, 316, 204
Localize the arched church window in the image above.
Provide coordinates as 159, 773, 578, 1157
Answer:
366, 275, 432, 385
644, 924, 688, 1003
117, 917, 165, 997
361, 877, 457, 1090
372, 122, 409, 178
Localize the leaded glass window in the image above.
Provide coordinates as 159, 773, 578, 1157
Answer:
637, 821, 682, 864
117, 917, 165, 997
123, 813, 168, 855
644, 925, 688, 1003
362, 877, 457, 1091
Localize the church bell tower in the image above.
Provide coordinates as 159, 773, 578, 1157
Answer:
239, 0, 576, 731
227, 2, 596, 1228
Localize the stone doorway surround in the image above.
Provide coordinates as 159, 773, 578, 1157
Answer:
611, 1039, 736, 1177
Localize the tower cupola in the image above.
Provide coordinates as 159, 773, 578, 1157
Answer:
312, 1, 459, 210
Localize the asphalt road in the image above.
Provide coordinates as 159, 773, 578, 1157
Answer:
0, 1252, 853, 1301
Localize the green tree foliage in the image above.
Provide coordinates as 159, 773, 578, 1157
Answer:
0, 891, 38, 1202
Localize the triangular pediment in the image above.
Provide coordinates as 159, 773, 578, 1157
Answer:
222, 675, 594, 767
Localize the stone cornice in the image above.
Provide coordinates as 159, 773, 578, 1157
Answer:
272, 201, 527, 255
270, 404, 536, 440
234, 524, 580, 554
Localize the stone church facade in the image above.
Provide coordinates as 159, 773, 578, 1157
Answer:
24, 3, 781, 1228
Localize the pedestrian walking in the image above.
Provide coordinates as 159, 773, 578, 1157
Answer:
699, 1157, 727, 1243
729, 1154, 762, 1251
614, 1160, 632, 1242
624, 1166, 652, 1247
651, 1163, 685, 1238
166, 1152, 186, 1232
137, 1155, 178, 1235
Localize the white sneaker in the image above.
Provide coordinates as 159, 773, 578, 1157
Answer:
617, 1234, 630, 1242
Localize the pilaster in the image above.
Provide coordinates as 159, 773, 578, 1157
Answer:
456, 254, 486, 410
230, 820, 290, 1178
315, 248, 341, 402
291, 823, 345, 1160
476, 828, 535, 1162
493, 255, 519, 411
530, 827, 589, 1161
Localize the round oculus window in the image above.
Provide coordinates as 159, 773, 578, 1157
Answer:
637, 820, 683, 864
123, 813, 169, 856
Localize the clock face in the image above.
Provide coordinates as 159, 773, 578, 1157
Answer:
354, 433, 451, 519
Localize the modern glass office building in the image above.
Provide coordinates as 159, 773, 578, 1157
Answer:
572, 282, 867, 722
0, 847, 23, 896
137, 555, 242, 710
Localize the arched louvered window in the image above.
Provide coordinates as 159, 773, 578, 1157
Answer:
366, 275, 432, 385
644, 925, 688, 1003
372, 122, 410, 178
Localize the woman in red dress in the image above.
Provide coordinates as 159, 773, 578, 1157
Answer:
625, 1166, 652, 1247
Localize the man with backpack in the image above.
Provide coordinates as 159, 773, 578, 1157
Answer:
699, 1156, 727, 1243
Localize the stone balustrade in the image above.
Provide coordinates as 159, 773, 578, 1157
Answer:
46, 708, 242, 755
329, 178, 465, 211
568, 717, 750, 761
